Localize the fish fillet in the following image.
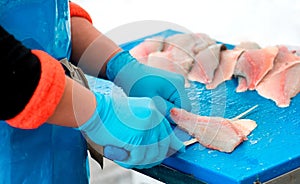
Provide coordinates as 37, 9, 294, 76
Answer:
234, 46, 278, 91
164, 33, 215, 55
188, 44, 224, 84
130, 33, 218, 85
256, 46, 300, 107
235, 41, 261, 50
206, 49, 244, 89
170, 108, 257, 153
147, 51, 192, 87
130, 37, 164, 63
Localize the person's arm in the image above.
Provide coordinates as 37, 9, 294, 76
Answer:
0, 25, 95, 129
69, 2, 121, 79
0, 25, 130, 162
1, 13, 184, 167
47, 76, 96, 128
69, 2, 191, 116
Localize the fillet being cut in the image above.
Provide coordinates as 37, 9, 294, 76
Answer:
234, 46, 279, 92
170, 108, 257, 153
206, 49, 244, 89
256, 46, 300, 107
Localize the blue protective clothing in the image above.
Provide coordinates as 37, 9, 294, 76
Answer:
0, 0, 88, 183
79, 92, 185, 169
106, 51, 192, 120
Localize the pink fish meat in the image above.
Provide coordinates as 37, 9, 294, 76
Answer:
130, 32, 300, 108
256, 46, 300, 107
130, 33, 221, 85
170, 108, 257, 153
188, 44, 225, 84
130, 37, 164, 63
146, 51, 192, 87
206, 49, 244, 89
234, 47, 278, 92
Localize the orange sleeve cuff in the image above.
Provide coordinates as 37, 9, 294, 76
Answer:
69, 2, 93, 24
6, 50, 66, 129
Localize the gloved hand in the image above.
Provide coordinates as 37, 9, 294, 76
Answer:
103, 145, 129, 161
106, 51, 191, 119
78, 92, 185, 169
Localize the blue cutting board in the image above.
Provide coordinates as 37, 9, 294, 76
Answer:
94, 29, 300, 184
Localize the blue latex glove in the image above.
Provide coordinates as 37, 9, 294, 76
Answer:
106, 51, 191, 119
103, 145, 128, 161
78, 92, 185, 169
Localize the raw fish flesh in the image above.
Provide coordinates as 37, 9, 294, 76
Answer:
235, 41, 261, 50
170, 108, 257, 153
206, 49, 244, 89
146, 51, 192, 87
234, 47, 278, 92
188, 44, 225, 84
230, 119, 257, 137
130, 37, 164, 63
235, 77, 248, 92
164, 33, 215, 55
256, 46, 300, 107
130, 32, 300, 108
130, 33, 221, 85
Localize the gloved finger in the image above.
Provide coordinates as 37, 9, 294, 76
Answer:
168, 132, 185, 154
156, 74, 191, 112
118, 146, 164, 170
104, 145, 129, 161
167, 87, 191, 112
147, 133, 170, 164
144, 144, 160, 164
133, 138, 173, 170
151, 96, 175, 120
161, 119, 185, 154
160, 120, 185, 154
133, 133, 177, 169
115, 146, 147, 169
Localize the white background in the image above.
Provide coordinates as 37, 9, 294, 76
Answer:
72, 1, 299, 183
73, 0, 300, 47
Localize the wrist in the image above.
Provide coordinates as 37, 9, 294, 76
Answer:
6, 50, 65, 129
106, 50, 138, 81
77, 92, 106, 133
100, 47, 122, 79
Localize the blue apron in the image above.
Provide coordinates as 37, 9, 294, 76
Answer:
0, 0, 88, 183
